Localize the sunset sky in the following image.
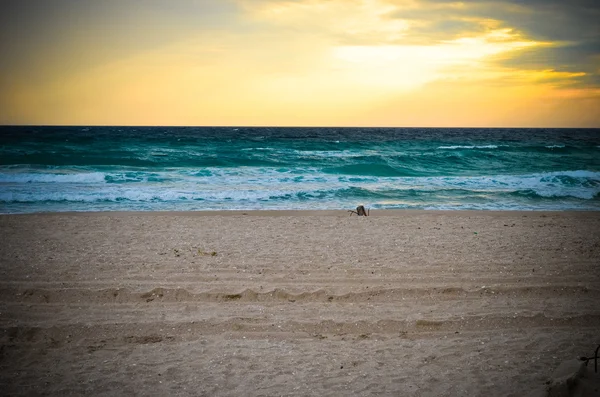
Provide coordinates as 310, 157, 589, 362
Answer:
1, 0, 599, 127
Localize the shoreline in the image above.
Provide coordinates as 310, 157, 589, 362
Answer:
3, 209, 600, 217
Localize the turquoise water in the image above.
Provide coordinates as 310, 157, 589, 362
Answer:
1, 126, 599, 212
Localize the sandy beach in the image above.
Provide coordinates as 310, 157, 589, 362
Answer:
1, 210, 599, 396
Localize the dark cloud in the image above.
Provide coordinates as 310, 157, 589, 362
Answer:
389, 0, 600, 87
392, 0, 599, 41
493, 0, 598, 43
0, 0, 237, 87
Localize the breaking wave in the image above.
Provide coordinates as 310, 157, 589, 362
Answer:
1, 126, 599, 212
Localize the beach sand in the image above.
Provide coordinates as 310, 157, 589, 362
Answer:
1, 211, 599, 396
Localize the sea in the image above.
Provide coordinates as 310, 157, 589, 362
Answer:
1, 126, 599, 213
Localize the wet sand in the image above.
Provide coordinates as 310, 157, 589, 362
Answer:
1, 211, 599, 396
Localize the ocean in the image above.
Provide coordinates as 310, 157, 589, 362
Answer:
1, 126, 599, 213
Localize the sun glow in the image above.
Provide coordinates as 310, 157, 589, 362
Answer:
332, 29, 543, 91
1, 0, 598, 126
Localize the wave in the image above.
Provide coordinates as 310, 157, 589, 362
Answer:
2, 142, 598, 179
3, 126, 599, 212
0, 186, 314, 204
437, 145, 502, 150
434, 144, 589, 153
322, 163, 418, 177
1, 169, 598, 209
399, 171, 600, 200
0, 171, 107, 183
509, 189, 600, 201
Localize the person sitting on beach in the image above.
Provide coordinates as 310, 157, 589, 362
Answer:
349, 205, 369, 216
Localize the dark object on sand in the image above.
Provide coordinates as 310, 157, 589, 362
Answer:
579, 344, 600, 373
545, 348, 600, 397
348, 205, 369, 216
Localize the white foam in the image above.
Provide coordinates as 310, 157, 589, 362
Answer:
1, 167, 599, 212
381, 171, 600, 200
292, 149, 366, 158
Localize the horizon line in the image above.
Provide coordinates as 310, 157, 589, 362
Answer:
2, 125, 599, 130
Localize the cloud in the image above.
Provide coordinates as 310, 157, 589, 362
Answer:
0, 0, 243, 121
411, 0, 599, 40
236, 0, 410, 46
386, 0, 600, 87
1, 0, 598, 126
0, 0, 238, 85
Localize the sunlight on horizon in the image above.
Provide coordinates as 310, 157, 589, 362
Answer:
0, 0, 598, 127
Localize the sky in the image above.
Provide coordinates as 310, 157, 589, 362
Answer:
1, 0, 599, 127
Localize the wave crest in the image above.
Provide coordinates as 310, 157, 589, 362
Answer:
437, 145, 501, 150
0, 171, 106, 184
